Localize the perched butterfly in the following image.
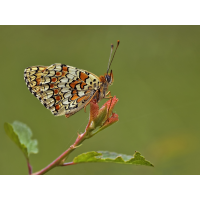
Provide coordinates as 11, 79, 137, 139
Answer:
24, 40, 120, 118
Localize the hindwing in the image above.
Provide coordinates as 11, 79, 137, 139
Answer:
24, 63, 101, 116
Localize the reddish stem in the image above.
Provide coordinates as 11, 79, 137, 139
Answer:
27, 160, 32, 175
31, 98, 118, 175
61, 162, 76, 166
32, 124, 90, 175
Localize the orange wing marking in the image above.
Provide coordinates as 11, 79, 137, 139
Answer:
36, 78, 41, 85
55, 96, 61, 101
51, 77, 57, 83
54, 89, 59, 95
71, 94, 79, 100
56, 72, 61, 76
62, 66, 68, 72
77, 96, 88, 103
55, 105, 60, 111
70, 80, 81, 89
80, 82, 87, 89
72, 90, 77, 94
62, 72, 66, 77
50, 84, 54, 89
80, 72, 89, 82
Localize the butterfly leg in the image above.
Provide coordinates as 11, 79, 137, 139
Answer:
105, 91, 112, 99
84, 90, 99, 112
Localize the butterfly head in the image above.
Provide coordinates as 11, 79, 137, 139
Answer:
105, 70, 114, 85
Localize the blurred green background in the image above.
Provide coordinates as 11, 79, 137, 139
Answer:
1, 26, 200, 175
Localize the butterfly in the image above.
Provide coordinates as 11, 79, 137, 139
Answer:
24, 40, 120, 118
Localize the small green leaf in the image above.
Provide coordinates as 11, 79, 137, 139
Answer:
73, 151, 154, 167
4, 121, 38, 158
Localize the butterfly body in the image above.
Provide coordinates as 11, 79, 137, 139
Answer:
24, 63, 113, 117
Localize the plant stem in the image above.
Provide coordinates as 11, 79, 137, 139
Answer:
32, 128, 89, 175
61, 162, 76, 166
31, 98, 118, 175
27, 159, 32, 175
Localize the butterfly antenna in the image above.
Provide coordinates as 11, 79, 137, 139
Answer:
107, 43, 114, 74
107, 40, 120, 74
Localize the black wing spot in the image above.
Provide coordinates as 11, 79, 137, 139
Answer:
33, 67, 39, 74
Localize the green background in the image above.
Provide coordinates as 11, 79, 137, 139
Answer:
1, 26, 200, 175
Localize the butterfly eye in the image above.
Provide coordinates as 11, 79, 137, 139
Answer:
105, 74, 112, 83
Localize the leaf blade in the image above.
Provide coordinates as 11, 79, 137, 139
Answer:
4, 121, 38, 158
73, 151, 154, 167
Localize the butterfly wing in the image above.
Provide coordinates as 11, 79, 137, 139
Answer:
24, 63, 101, 117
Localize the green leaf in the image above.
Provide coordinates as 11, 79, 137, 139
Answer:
73, 151, 154, 167
4, 121, 38, 159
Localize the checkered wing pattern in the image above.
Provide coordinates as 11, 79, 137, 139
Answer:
24, 63, 101, 117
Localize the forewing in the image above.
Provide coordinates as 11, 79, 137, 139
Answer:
24, 63, 100, 116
